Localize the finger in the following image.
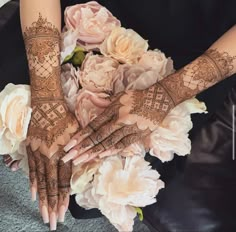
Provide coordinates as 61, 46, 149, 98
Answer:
72, 124, 141, 165
64, 102, 120, 152
3, 155, 13, 166
63, 121, 124, 163
73, 143, 105, 166
98, 148, 123, 159
26, 147, 37, 202
10, 160, 20, 172
58, 156, 71, 223
34, 150, 49, 224
116, 130, 151, 149
46, 155, 59, 231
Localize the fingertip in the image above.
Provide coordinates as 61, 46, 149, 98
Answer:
73, 154, 89, 166
64, 139, 77, 152
49, 212, 57, 231
62, 150, 79, 163
31, 186, 37, 202
42, 205, 49, 224
58, 205, 66, 223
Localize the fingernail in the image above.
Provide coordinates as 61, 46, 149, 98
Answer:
73, 154, 89, 166
31, 187, 37, 202
58, 206, 66, 223
50, 212, 57, 231
64, 139, 77, 152
42, 206, 49, 224
62, 150, 78, 163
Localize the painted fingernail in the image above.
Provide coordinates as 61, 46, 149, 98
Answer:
73, 154, 89, 166
42, 206, 49, 224
58, 206, 66, 223
64, 139, 77, 152
50, 212, 57, 231
31, 187, 37, 202
62, 150, 78, 163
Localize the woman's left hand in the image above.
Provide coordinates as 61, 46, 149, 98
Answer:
63, 83, 176, 165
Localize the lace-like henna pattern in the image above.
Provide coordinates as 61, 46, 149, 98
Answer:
23, 14, 76, 211
24, 14, 76, 149
130, 84, 176, 125
160, 49, 236, 105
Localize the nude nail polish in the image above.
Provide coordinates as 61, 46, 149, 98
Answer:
31, 187, 37, 202
42, 206, 49, 224
58, 206, 66, 223
64, 139, 77, 152
50, 212, 57, 231
62, 150, 78, 163
73, 154, 89, 166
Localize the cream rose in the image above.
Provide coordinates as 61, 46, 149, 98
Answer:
149, 98, 207, 162
139, 49, 174, 77
80, 53, 119, 92
64, 1, 121, 50
0, 84, 31, 154
71, 159, 101, 195
75, 90, 111, 128
101, 27, 148, 64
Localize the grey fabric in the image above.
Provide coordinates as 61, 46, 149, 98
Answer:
0, 161, 150, 232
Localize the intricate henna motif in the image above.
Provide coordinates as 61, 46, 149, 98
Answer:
23, 14, 77, 214
130, 84, 176, 125
160, 49, 236, 105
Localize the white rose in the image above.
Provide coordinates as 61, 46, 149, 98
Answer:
0, 84, 31, 154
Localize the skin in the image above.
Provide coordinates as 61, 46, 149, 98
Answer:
20, 1, 78, 230
10, 1, 236, 230
63, 25, 236, 165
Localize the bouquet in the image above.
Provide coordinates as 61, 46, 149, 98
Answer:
0, 2, 207, 231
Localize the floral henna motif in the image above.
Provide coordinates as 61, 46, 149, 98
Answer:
160, 49, 236, 105
24, 14, 78, 154
23, 14, 77, 212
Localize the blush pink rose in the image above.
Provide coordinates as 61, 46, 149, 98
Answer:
112, 64, 163, 94
75, 90, 111, 128
61, 64, 80, 112
64, 1, 121, 50
80, 53, 119, 93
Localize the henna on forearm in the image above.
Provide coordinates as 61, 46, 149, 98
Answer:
23, 14, 77, 154
159, 49, 236, 105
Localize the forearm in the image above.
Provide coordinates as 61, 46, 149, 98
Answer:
160, 25, 236, 105
20, 0, 62, 102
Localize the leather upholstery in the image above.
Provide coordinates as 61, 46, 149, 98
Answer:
143, 84, 236, 232
1, 1, 236, 231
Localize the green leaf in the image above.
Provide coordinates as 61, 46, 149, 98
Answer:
72, 51, 86, 66
135, 207, 144, 221
63, 46, 85, 64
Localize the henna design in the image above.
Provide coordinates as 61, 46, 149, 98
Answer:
130, 84, 176, 125
160, 49, 236, 105
23, 14, 77, 213
24, 14, 77, 150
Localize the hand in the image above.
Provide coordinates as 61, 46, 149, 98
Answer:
63, 83, 176, 165
27, 100, 78, 230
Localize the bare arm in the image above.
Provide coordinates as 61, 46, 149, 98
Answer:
20, 0, 78, 230
160, 25, 236, 105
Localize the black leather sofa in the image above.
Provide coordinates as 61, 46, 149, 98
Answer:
1, 1, 236, 232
